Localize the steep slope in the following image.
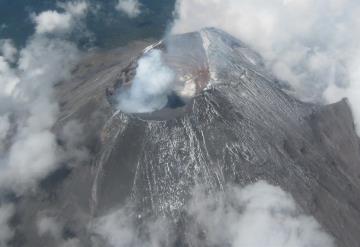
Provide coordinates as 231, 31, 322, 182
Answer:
95, 28, 360, 246
12, 29, 360, 247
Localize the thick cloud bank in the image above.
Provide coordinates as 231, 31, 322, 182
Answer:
0, 36, 79, 194
172, 0, 360, 133
116, 0, 142, 18
0, 1, 89, 195
93, 181, 334, 247
0, 1, 89, 246
116, 49, 176, 113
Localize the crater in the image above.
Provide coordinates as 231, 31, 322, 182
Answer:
106, 32, 210, 120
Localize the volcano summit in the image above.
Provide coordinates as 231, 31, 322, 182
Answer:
14, 28, 360, 247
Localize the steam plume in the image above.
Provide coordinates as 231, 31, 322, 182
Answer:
116, 49, 176, 113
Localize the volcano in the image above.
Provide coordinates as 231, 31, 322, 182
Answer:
13, 28, 360, 247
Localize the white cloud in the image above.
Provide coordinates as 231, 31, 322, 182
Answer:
0, 3, 89, 242
0, 115, 10, 143
0, 36, 80, 194
38, 216, 62, 238
61, 238, 81, 247
0, 204, 14, 247
34, 11, 73, 34
188, 181, 334, 247
0, 1, 90, 197
37, 215, 81, 247
116, 0, 141, 18
172, 0, 360, 134
0, 56, 20, 97
59, 120, 89, 166
93, 206, 173, 247
34, 1, 88, 34
63, 1, 89, 17
0, 40, 17, 63
0, 1, 90, 243
92, 181, 334, 247
93, 208, 138, 247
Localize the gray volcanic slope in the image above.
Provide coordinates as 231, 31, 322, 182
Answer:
13, 29, 360, 247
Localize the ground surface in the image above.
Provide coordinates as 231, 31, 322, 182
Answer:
11, 29, 360, 247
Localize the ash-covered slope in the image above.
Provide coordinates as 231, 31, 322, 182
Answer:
14, 28, 360, 247
96, 28, 360, 246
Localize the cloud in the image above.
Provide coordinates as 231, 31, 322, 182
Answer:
0, 115, 10, 144
33, 1, 88, 34
171, 0, 360, 133
0, 36, 80, 194
0, 3, 90, 243
0, 1, 92, 197
59, 120, 89, 166
34, 11, 73, 34
0, 56, 20, 98
92, 181, 334, 247
116, 49, 176, 113
38, 215, 62, 238
116, 0, 142, 18
0, 204, 14, 247
0, 40, 17, 63
62, 1, 89, 17
92, 205, 174, 247
92, 207, 138, 246
188, 181, 335, 247
37, 215, 81, 247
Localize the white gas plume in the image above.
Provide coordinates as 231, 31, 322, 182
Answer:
116, 49, 176, 113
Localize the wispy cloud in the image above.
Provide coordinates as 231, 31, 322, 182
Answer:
0, 204, 14, 247
116, 0, 142, 18
37, 215, 81, 247
0, 40, 17, 63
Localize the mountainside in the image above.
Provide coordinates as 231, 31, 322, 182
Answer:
13, 28, 360, 247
